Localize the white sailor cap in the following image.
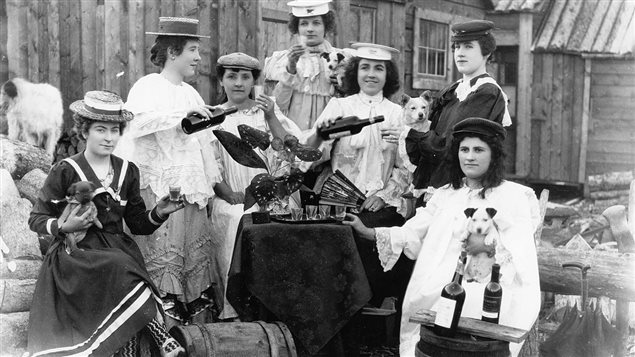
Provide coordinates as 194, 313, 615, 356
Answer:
287, 0, 331, 17
350, 43, 399, 61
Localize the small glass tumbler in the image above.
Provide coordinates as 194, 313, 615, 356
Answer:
305, 205, 318, 220
334, 206, 346, 220
291, 207, 304, 221
319, 205, 331, 219
169, 186, 181, 201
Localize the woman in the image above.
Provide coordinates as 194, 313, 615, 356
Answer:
114, 17, 222, 323
28, 90, 185, 357
403, 20, 513, 196
305, 42, 411, 307
347, 118, 541, 357
263, 0, 339, 130
208, 52, 302, 319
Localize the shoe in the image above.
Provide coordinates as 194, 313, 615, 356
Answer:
160, 337, 185, 357
187, 298, 211, 318
164, 301, 189, 323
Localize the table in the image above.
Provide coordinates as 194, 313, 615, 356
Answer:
227, 214, 372, 355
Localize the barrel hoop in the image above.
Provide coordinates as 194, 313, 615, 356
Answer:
194, 322, 215, 357
256, 320, 279, 357
273, 321, 298, 357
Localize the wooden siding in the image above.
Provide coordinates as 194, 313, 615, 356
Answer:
586, 58, 635, 174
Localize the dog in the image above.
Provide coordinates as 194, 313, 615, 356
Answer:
462, 207, 499, 283
57, 181, 103, 254
399, 90, 433, 133
0, 78, 63, 158
320, 49, 353, 96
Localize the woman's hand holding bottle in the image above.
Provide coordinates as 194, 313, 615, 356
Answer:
186, 105, 216, 120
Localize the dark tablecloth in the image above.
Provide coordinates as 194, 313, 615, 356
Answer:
227, 215, 372, 354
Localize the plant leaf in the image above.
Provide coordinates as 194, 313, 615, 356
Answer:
213, 130, 267, 169
271, 137, 284, 151
249, 173, 277, 206
243, 185, 257, 211
283, 134, 299, 150
238, 124, 270, 151
292, 143, 322, 162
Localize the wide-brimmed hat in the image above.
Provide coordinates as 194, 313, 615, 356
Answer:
287, 0, 331, 17
70, 91, 133, 122
452, 117, 506, 140
451, 20, 495, 42
217, 52, 261, 71
146, 17, 210, 38
350, 42, 399, 61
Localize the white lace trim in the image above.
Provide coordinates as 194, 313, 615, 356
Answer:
376, 228, 400, 272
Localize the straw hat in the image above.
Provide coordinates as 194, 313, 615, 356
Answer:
287, 0, 331, 17
70, 91, 133, 122
145, 17, 210, 38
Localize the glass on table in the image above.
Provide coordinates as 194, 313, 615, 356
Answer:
305, 205, 318, 220
291, 207, 304, 221
319, 205, 331, 219
334, 206, 346, 220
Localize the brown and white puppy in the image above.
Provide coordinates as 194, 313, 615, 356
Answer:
320, 50, 353, 96
399, 90, 433, 133
0, 78, 63, 158
462, 207, 498, 283
58, 181, 103, 254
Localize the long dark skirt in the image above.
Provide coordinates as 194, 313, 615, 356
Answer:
28, 231, 160, 356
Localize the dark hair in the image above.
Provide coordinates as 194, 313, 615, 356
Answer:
340, 56, 401, 98
72, 113, 127, 141
447, 132, 505, 198
287, 11, 336, 34
150, 36, 197, 67
451, 33, 497, 61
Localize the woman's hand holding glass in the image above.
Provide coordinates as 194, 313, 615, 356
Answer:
342, 213, 376, 241
155, 194, 185, 218
255, 94, 276, 120
360, 195, 386, 212
59, 205, 94, 233
380, 127, 403, 144
286, 45, 305, 75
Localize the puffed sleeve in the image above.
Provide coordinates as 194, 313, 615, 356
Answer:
265, 50, 295, 114
122, 162, 168, 234
28, 162, 76, 238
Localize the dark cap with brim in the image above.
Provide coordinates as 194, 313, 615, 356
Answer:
451, 20, 495, 42
452, 117, 506, 140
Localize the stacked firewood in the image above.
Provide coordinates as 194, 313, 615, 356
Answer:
587, 170, 633, 214
53, 131, 85, 164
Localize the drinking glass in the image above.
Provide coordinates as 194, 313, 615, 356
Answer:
334, 206, 346, 220
291, 207, 304, 221
319, 205, 331, 219
169, 186, 181, 201
305, 205, 318, 220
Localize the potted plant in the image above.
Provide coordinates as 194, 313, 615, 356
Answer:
213, 125, 322, 223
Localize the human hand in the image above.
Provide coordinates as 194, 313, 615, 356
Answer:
342, 213, 376, 241
187, 105, 216, 120
316, 116, 342, 130
328, 73, 339, 85
225, 191, 245, 205
360, 195, 386, 212
255, 94, 275, 119
59, 205, 94, 233
462, 236, 495, 256
286, 45, 305, 74
155, 194, 185, 217
380, 127, 403, 144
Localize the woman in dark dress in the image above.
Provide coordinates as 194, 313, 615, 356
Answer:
28, 91, 185, 357
404, 20, 513, 197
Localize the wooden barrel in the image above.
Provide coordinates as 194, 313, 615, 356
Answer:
170, 321, 297, 357
415, 326, 510, 357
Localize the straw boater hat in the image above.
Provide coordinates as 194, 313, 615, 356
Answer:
145, 17, 210, 38
350, 42, 399, 61
452, 117, 506, 140
287, 0, 331, 17
217, 52, 261, 71
70, 91, 133, 122
450, 20, 495, 42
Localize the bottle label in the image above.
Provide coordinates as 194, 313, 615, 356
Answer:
329, 130, 352, 139
482, 310, 499, 319
482, 295, 501, 314
434, 297, 456, 328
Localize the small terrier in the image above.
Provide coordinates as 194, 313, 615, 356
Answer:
320, 50, 353, 96
462, 207, 499, 283
399, 90, 433, 133
58, 181, 103, 254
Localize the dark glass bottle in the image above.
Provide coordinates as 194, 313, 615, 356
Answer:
181, 106, 238, 134
433, 251, 467, 337
317, 115, 385, 140
482, 263, 502, 324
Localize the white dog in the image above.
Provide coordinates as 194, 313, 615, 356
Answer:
462, 207, 499, 283
0, 78, 63, 158
399, 90, 433, 133
320, 49, 354, 96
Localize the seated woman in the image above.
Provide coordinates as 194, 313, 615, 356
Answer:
209, 52, 302, 319
28, 91, 185, 357
304, 42, 411, 307
345, 118, 541, 357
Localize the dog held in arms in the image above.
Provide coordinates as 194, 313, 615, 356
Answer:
0, 78, 63, 158
320, 49, 354, 97
57, 181, 103, 254
462, 207, 499, 283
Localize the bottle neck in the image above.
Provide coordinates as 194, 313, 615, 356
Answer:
490, 266, 500, 283
452, 254, 467, 284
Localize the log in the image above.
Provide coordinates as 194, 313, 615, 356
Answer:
537, 246, 635, 301
0, 279, 36, 313
0, 259, 42, 280
0, 311, 29, 350
0, 135, 52, 179
590, 189, 631, 200
588, 170, 634, 192
15, 168, 47, 204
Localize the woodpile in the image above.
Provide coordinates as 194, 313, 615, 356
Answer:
53, 131, 85, 164
587, 170, 633, 214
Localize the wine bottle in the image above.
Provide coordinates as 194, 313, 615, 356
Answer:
181, 106, 238, 134
482, 263, 502, 324
433, 251, 467, 337
317, 115, 385, 140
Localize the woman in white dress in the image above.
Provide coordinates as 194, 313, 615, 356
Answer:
345, 118, 541, 357
209, 52, 302, 319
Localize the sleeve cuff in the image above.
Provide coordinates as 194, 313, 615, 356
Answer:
149, 208, 168, 226
47, 218, 59, 236
279, 70, 298, 87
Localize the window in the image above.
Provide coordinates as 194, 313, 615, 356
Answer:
416, 20, 448, 77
